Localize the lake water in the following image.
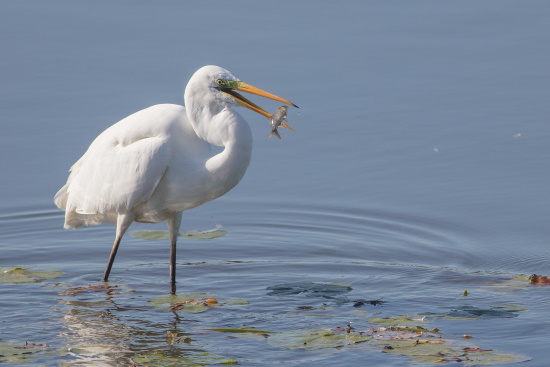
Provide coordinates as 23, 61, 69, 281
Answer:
1, 1, 549, 366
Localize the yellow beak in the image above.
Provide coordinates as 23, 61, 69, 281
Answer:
235, 82, 297, 114
220, 81, 297, 131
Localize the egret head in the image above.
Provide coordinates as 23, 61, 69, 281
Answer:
187, 65, 298, 118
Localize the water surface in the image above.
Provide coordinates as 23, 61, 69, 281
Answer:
0, 1, 549, 366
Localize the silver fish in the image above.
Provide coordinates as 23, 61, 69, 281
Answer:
268, 105, 293, 139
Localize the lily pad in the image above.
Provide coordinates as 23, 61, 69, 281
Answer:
133, 350, 237, 366
149, 293, 216, 312
0, 267, 63, 284
130, 230, 170, 240
369, 315, 430, 326
0, 342, 41, 364
149, 293, 247, 313
485, 274, 550, 291
267, 281, 352, 298
372, 338, 531, 365
132, 225, 228, 240
180, 225, 228, 239
223, 298, 249, 306
267, 328, 371, 349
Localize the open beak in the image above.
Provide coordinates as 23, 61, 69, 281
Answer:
221, 82, 298, 130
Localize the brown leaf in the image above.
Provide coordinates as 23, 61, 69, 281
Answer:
463, 347, 493, 352
529, 274, 550, 285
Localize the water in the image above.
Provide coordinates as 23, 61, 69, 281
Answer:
1, 1, 549, 365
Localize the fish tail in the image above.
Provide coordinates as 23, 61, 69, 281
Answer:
268, 130, 281, 139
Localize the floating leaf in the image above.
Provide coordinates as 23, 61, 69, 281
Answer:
374, 337, 530, 365
267, 328, 371, 349
369, 315, 429, 326
0, 342, 40, 364
528, 274, 550, 285
180, 225, 228, 239
267, 281, 352, 298
373, 339, 458, 364
363, 317, 532, 365
150, 293, 215, 312
133, 350, 237, 366
149, 293, 247, 313
485, 274, 544, 291
0, 267, 63, 284
131, 230, 169, 240
131, 225, 228, 241
460, 349, 531, 365
223, 298, 249, 306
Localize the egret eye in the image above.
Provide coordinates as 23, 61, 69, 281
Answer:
215, 79, 225, 86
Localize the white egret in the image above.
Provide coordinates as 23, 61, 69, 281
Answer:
54, 65, 298, 294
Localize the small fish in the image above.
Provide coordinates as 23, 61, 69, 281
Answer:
268, 105, 294, 139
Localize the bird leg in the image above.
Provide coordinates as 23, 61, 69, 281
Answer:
103, 213, 134, 283
168, 212, 183, 294
103, 236, 121, 282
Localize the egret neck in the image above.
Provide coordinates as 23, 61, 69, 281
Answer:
185, 90, 253, 201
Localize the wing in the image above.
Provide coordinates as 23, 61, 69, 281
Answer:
55, 105, 180, 228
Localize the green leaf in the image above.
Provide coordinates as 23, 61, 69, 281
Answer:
133, 350, 237, 366
485, 274, 534, 291
369, 315, 429, 326
0, 267, 63, 284
130, 230, 170, 240
267, 328, 371, 349
223, 298, 249, 306
180, 227, 228, 239
372, 338, 531, 365
0, 342, 40, 364
373, 339, 458, 364
131, 225, 228, 240
149, 293, 215, 312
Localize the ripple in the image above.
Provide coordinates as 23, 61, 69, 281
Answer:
217, 199, 481, 270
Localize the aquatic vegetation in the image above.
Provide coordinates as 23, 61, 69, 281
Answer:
131, 225, 228, 240
133, 350, 237, 366
0, 342, 49, 364
206, 321, 530, 365
267, 327, 371, 349
0, 267, 63, 284
485, 273, 550, 291
149, 293, 248, 313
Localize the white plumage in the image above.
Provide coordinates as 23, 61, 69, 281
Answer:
55, 65, 297, 294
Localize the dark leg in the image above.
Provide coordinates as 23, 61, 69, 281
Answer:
168, 212, 183, 294
103, 213, 134, 283
103, 236, 122, 282
170, 239, 176, 294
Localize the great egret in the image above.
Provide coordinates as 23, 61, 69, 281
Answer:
54, 65, 298, 294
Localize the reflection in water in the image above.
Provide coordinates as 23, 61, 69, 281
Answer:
57, 287, 165, 366
59, 293, 136, 366
56, 286, 237, 366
